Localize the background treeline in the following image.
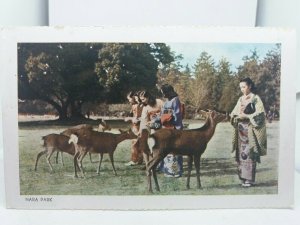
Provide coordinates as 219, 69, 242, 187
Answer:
158, 45, 281, 118
18, 43, 281, 120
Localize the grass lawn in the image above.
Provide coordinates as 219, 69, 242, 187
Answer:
18, 120, 279, 196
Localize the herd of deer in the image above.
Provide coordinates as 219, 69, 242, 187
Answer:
34, 110, 227, 193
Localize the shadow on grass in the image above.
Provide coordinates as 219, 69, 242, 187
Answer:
181, 158, 274, 178
254, 180, 278, 188
18, 118, 131, 129
181, 158, 238, 177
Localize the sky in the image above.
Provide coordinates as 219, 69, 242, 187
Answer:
166, 42, 279, 72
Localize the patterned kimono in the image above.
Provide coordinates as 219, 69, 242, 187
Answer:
158, 96, 184, 178
139, 99, 164, 133
230, 93, 267, 183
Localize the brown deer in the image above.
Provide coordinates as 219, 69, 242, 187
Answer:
60, 121, 111, 163
34, 134, 76, 172
68, 128, 137, 178
143, 110, 227, 192
97, 119, 111, 132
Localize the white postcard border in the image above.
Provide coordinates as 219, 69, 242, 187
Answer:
1, 26, 296, 209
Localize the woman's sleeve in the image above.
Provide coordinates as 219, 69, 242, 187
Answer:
171, 97, 181, 123
248, 95, 266, 128
252, 95, 266, 116
230, 98, 240, 117
153, 100, 165, 122
139, 107, 149, 131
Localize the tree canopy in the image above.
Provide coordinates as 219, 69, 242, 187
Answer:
157, 45, 281, 115
18, 42, 281, 120
18, 42, 174, 119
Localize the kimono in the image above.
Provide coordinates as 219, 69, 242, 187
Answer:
126, 99, 163, 166
129, 103, 144, 164
230, 93, 267, 183
157, 96, 184, 178
139, 99, 164, 132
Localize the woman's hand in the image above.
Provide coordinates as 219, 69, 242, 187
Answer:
239, 113, 248, 119
230, 115, 239, 127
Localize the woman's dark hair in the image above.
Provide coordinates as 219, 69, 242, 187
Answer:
133, 91, 142, 104
139, 90, 156, 107
240, 77, 257, 94
160, 84, 178, 100
127, 91, 135, 98
127, 90, 143, 104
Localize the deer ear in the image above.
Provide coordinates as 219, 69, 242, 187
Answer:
119, 129, 125, 134
199, 110, 208, 116
210, 110, 216, 117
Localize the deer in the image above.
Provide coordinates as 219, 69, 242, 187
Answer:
97, 119, 111, 132
68, 128, 137, 178
59, 120, 111, 163
34, 133, 76, 172
141, 110, 227, 192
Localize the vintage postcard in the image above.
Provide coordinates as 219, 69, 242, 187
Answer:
1, 27, 296, 209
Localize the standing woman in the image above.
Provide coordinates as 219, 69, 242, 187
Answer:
138, 90, 164, 132
125, 91, 144, 166
157, 84, 184, 178
230, 77, 267, 187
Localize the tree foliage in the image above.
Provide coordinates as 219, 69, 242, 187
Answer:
19, 43, 103, 119
94, 43, 173, 102
157, 45, 281, 116
18, 42, 281, 120
18, 42, 174, 120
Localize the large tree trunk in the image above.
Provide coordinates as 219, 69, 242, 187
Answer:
57, 103, 69, 120
42, 98, 70, 120
69, 100, 85, 119
43, 98, 85, 120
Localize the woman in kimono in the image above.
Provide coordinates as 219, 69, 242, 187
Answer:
156, 84, 184, 178
230, 77, 267, 187
138, 90, 164, 132
124, 91, 144, 166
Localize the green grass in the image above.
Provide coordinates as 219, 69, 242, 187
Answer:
19, 121, 279, 195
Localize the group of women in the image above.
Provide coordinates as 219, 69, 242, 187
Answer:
125, 84, 184, 177
124, 77, 268, 187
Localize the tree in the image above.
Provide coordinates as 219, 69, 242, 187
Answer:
18, 42, 174, 120
155, 51, 192, 105
95, 43, 174, 101
215, 57, 236, 112
19, 43, 103, 120
236, 47, 281, 112
257, 45, 281, 112
189, 52, 216, 109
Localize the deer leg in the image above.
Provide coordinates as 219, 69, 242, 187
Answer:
34, 149, 47, 171
74, 151, 80, 178
143, 152, 153, 193
89, 152, 98, 163
46, 149, 55, 172
60, 152, 64, 166
186, 155, 193, 189
152, 161, 160, 192
89, 152, 93, 163
109, 152, 117, 176
145, 165, 153, 193
55, 151, 59, 164
96, 153, 104, 174
147, 152, 165, 171
194, 156, 202, 189
74, 154, 81, 172
78, 151, 88, 178
146, 152, 166, 192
